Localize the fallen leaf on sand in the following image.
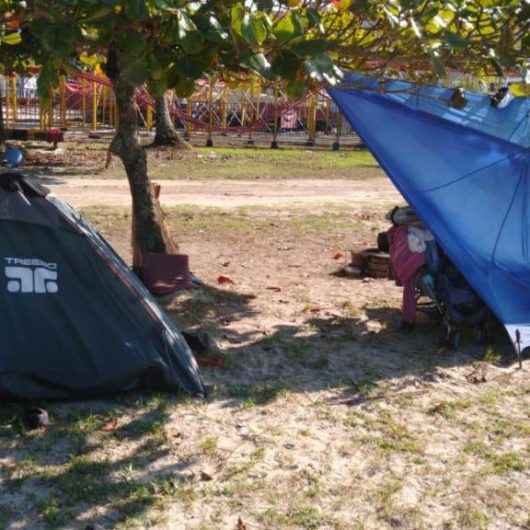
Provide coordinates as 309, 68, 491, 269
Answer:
197, 355, 225, 368
101, 419, 118, 432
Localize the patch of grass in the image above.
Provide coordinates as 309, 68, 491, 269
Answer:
226, 383, 286, 406
284, 340, 312, 361
490, 417, 530, 441
373, 479, 402, 521
463, 442, 526, 474
427, 399, 472, 419
146, 146, 379, 181
259, 504, 330, 529
222, 447, 266, 481
305, 354, 329, 369
117, 408, 169, 441
456, 504, 490, 530
361, 411, 424, 455
37, 497, 67, 527
483, 346, 502, 364
477, 388, 499, 407
199, 436, 218, 456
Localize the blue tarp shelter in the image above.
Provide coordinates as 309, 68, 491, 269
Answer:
328, 73, 530, 352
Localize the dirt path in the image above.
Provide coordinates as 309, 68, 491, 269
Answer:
43, 177, 403, 208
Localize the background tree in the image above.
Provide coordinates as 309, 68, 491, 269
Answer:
152, 92, 183, 148
1, 0, 527, 255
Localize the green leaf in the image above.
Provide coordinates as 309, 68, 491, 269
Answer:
245, 53, 271, 77
125, 0, 148, 20
241, 13, 255, 44
174, 78, 196, 97
1, 32, 22, 45
273, 12, 304, 43
292, 39, 329, 58
37, 62, 59, 100
285, 79, 305, 99
271, 50, 302, 81
205, 15, 229, 42
84, 6, 114, 22
251, 15, 268, 45
178, 12, 198, 39
256, 0, 273, 9
180, 31, 205, 54
445, 32, 467, 49
304, 53, 342, 84
231, 4, 245, 37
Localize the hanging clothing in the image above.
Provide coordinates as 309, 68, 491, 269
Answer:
388, 225, 427, 323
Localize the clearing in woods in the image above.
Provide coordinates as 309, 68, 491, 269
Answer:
0, 140, 528, 530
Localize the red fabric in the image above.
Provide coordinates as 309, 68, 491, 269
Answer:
387, 226, 425, 323
47, 129, 63, 144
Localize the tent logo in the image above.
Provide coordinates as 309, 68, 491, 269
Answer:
4, 258, 58, 294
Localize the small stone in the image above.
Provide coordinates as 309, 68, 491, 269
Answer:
200, 470, 214, 481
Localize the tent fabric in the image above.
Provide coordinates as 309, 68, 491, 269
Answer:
328, 73, 530, 351
0, 174, 205, 399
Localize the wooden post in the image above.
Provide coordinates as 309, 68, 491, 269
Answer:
113, 90, 119, 128
332, 107, 342, 151
109, 94, 114, 128
221, 87, 228, 134
146, 100, 153, 131
11, 75, 17, 125
92, 73, 98, 131
38, 94, 45, 130
206, 77, 214, 147
305, 92, 316, 147
271, 81, 280, 149
48, 87, 54, 129
184, 98, 192, 140
59, 76, 67, 128
5, 78, 11, 128
81, 78, 87, 126
325, 97, 331, 135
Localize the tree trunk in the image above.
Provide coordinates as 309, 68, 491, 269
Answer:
106, 50, 171, 259
0, 82, 5, 148
153, 92, 182, 147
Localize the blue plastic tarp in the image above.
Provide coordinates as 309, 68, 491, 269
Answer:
328, 73, 530, 350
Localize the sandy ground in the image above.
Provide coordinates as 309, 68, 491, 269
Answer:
42, 177, 402, 209
1, 158, 529, 530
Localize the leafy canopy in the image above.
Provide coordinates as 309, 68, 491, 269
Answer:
0, 0, 528, 95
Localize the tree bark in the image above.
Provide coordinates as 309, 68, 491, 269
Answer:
0, 82, 5, 148
153, 92, 183, 147
106, 49, 171, 258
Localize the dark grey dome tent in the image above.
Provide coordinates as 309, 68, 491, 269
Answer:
0, 172, 205, 399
